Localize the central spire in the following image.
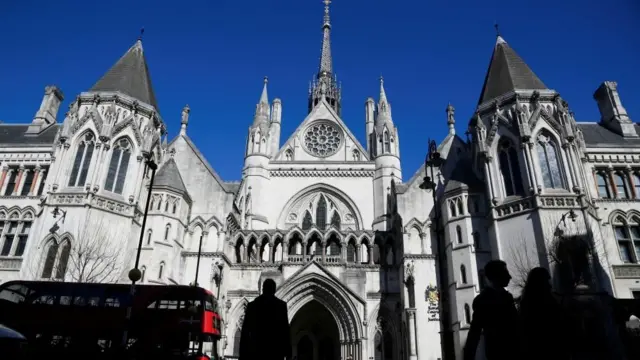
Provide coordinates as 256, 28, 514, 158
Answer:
308, 0, 341, 116
319, 0, 333, 76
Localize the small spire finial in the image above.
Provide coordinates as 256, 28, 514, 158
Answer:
138, 27, 145, 41
264, 76, 269, 85
494, 23, 500, 37
380, 74, 384, 85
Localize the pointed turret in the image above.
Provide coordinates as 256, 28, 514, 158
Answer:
252, 77, 270, 131
308, 0, 341, 115
375, 77, 394, 131
477, 36, 547, 105
90, 38, 158, 110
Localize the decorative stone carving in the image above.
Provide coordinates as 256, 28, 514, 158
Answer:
303, 121, 342, 157
404, 260, 414, 281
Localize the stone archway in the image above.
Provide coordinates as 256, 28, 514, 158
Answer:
291, 301, 340, 360
277, 272, 365, 360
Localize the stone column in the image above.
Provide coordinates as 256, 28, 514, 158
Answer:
321, 240, 326, 263
29, 166, 41, 195
283, 241, 289, 262
0, 168, 13, 195
0, 165, 8, 192
521, 141, 536, 192
17, 168, 30, 196
561, 143, 577, 191
34, 167, 48, 196
482, 156, 495, 199
13, 165, 25, 195
525, 142, 541, 192
94, 143, 112, 191
53, 142, 70, 191
407, 309, 418, 360
132, 155, 145, 203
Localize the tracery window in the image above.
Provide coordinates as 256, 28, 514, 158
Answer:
316, 196, 327, 230
303, 122, 342, 157
68, 133, 95, 187
536, 134, 565, 189
302, 211, 313, 230
613, 215, 640, 263
330, 212, 341, 229
285, 149, 294, 161
104, 138, 132, 194
498, 140, 524, 196
41, 238, 71, 280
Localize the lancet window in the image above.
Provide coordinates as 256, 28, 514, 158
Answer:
536, 133, 565, 189
68, 133, 95, 187
498, 140, 524, 196
104, 138, 132, 194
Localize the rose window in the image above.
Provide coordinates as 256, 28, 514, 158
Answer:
303, 122, 342, 157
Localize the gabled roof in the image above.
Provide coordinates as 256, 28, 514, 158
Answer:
153, 158, 189, 195
477, 36, 547, 105
90, 40, 158, 109
0, 124, 60, 147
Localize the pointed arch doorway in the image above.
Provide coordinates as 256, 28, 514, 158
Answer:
291, 301, 340, 360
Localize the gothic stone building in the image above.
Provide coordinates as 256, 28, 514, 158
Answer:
0, 3, 639, 360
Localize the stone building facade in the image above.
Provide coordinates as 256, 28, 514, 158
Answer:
0, 2, 638, 360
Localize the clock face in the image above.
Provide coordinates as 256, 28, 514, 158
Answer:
303, 121, 343, 157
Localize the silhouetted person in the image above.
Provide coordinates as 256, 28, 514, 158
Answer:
464, 260, 519, 360
239, 279, 292, 360
519, 267, 566, 360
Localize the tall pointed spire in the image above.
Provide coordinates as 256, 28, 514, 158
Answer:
477, 35, 547, 106
308, 0, 341, 116
319, 0, 333, 76
90, 37, 158, 109
376, 76, 393, 128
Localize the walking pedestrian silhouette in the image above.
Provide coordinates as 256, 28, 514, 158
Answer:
464, 260, 520, 360
239, 279, 292, 360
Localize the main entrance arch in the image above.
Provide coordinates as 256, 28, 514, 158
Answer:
291, 301, 339, 360
276, 270, 365, 360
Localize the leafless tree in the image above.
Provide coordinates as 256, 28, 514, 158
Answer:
507, 235, 540, 291
62, 219, 127, 283
30, 217, 129, 283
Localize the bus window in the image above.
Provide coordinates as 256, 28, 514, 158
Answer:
105, 297, 120, 307
33, 295, 55, 305
0, 283, 32, 303
60, 296, 72, 305
73, 296, 87, 306
158, 300, 179, 309
205, 297, 215, 312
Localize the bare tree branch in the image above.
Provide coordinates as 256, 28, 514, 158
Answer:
506, 235, 540, 291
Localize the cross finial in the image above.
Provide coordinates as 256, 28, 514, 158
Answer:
494, 23, 501, 37
138, 27, 145, 41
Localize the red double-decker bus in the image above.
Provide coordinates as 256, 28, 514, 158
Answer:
0, 280, 222, 359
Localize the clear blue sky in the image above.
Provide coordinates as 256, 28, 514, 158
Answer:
1, 0, 638, 181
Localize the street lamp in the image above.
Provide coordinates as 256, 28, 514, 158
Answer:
419, 139, 455, 360
121, 155, 158, 348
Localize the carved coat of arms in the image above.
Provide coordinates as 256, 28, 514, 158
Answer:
425, 284, 439, 305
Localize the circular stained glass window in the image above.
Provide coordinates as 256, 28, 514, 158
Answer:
303, 121, 343, 157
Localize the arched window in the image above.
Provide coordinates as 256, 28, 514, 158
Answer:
596, 173, 611, 199
406, 276, 416, 308
285, 149, 293, 161
347, 239, 357, 262
330, 212, 341, 229
460, 264, 467, 284
302, 211, 313, 230
634, 174, 640, 199
104, 138, 132, 194
457, 198, 464, 215
464, 303, 472, 324
158, 262, 165, 279
55, 241, 71, 279
613, 216, 640, 263
164, 224, 171, 241
172, 202, 177, 214
498, 140, 524, 196
384, 132, 391, 153
316, 196, 327, 230
164, 200, 169, 212
449, 201, 457, 217
141, 266, 146, 282
456, 225, 463, 244
536, 134, 564, 189
352, 150, 360, 161
41, 239, 71, 280
68, 133, 95, 187
614, 172, 630, 199
147, 229, 153, 245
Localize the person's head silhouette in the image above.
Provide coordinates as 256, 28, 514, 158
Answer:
523, 267, 552, 294
262, 278, 277, 296
484, 260, 511, 288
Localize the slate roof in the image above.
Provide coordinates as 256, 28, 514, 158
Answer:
577, 123, 640, 148
90, 40, 158, 110
444, 158, 484, 193
0, 124, 59, 147
477, 37, 547, 105
153, 158, 188, 194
